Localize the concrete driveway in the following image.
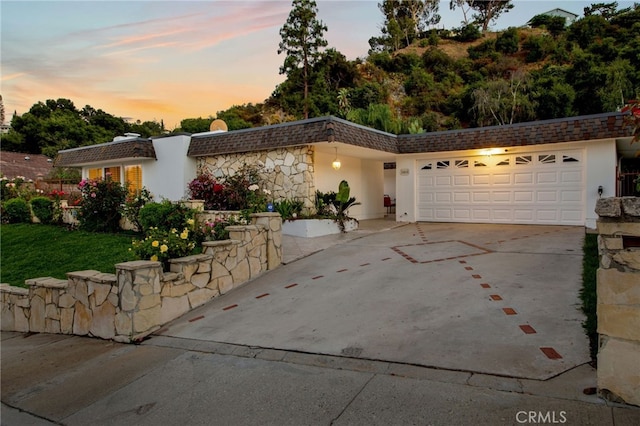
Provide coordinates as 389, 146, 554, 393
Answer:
157, 222, 589, 380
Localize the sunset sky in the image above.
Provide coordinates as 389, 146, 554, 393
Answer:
1, 1, 613, 130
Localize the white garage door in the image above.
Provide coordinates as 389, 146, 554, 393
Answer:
417, 150, 585, 225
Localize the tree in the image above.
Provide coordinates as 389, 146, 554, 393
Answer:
0, 94, 5, 125
467, 0, 513, 32
278, 0, 328, 119
372, 1, 440, 52
471, 69, 534, 126
584, 2, 628, 20
449, 0, 472, 25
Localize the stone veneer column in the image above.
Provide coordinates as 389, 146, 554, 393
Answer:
595, 197, 640, 406
115, 260, 163, 342
252, 212, 283, 270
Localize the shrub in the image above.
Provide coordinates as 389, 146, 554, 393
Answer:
454, 23, 481, 42
30, 196, 54, 224
467, 39, 496, 60
138, 200, 196, 233
188, 174, 226, 210
1, 176, 39, 201
200, 215, 248, 241
274, 199, 304, 220
223, 164, 270, 214
131, 226, 197, 269
2, 198, 31, 223
77, 177, 127, 233
123, 187, 153, 232
495, 27, 519, 54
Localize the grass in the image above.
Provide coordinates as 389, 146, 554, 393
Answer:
1, 223, 138, 288
580, 232, 599, 365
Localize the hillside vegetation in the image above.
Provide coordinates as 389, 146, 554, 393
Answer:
2, 3, 639, 157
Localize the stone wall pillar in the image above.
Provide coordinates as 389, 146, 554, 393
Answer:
251, 212, 283, 270
115, 260, 162, 343
595, 197, 640, 406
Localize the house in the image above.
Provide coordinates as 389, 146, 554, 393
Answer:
0, 151, 54, 181
55, 112, 634, 229
530, 8, 579, 25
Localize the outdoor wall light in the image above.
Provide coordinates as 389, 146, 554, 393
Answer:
598, 185, 604, 197
332, 147, 341, 170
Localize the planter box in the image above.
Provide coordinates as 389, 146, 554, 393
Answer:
282, 218, 358, 238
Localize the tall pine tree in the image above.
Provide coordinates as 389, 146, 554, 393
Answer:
278, 0, 328, 119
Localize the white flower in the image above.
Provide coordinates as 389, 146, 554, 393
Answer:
263, 189, 272, 195
248, 184, 259, 191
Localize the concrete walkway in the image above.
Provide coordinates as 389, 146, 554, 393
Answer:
2, 220, 639, 425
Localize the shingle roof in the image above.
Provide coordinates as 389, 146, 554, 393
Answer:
187, 116, 398, 157
1, 151, 54, 181
54, 138, 156, 167
188, 112, 630, 157
397, 112, 629, 153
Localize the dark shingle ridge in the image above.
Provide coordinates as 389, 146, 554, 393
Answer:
54, 138, 156, 167
187, 112, 630, 157
55, 112, 631, 165
397, 111, 629, 154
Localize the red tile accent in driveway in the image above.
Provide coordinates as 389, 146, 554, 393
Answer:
503, 308, 517, 315
480, 283, 491, 288
459, 260, 467, 264
520, 325, 537, 334
540, 347, 563, 359
360, 263, 371, 267
337, 269, 348, 273
223, 304, 238, 311
255, 293, 269, 299
188, 315, 205, 322
381, 257, 391, 261
284, 283, 298, 289
472, 274, 482, 279
490, 295, 503, 301
312, 275, 324, 280
465, 266, 473, 270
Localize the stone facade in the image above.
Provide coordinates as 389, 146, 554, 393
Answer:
197, 146, 316, 213
595, 197, 640, 406
0, 213, 282, 343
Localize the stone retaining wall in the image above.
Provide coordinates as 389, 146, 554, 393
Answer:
594, 197, 640, 406
0, 213, 282, 343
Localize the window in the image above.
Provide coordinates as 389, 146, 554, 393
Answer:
104, 166, 121, 182
496, 158, 510, 166
538, 154, 556, 164
455, 160, 469, 168
88, 168, 101, 180
515, 155, 532, 165
421, 163, 432, 170
437, 160, 450, 169
474, 160, 487, 167
562, 155, 579, 163
125, 165, 142, 193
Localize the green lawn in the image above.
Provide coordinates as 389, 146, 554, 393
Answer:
581, 232, 599, 364
1, 224, 138, 288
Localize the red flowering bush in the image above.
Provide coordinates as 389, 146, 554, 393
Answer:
187, 174, 226, 210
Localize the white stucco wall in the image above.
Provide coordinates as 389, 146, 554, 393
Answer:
314, 149, 385, 220
584, 139, 617, 229
395, 157, 417, 223
145, 134, 197, 201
